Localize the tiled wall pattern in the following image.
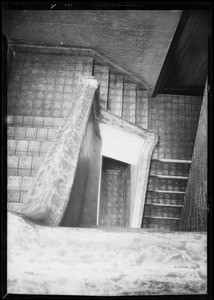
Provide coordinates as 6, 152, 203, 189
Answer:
108, 74, 123, 117
7, 115, 63, 128
135, 91, 149, 129
93, 65, 109, 110
122, 83, 136, 123
8, 156, 44, 177
8, 53, 93, 118
148, 94, 202, 160
7, 139, 52, 157
7, 51, 203, 231
8, 126, 58, 142
8, 175, 34, 203
99, 169, 125, 227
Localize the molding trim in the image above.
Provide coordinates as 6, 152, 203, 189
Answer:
9, 43, 153, 91
96, 106, 158, 228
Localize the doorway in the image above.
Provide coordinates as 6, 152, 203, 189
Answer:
98, 156, 130, 227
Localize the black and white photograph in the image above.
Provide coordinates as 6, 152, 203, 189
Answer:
1, 2, 212, 298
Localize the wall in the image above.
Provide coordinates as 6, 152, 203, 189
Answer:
80, 131, 102, 227
7, 52, 93, 118
154, 10, 211, 96
98, 108, 158, 228
8, 212, 207, 296
124, 165, 131, 227
99, 157, 128, 227
179, 85, 207, 231
60, 108, 102, 227
3, 9, 181, 87
99, 121, 143, 165
148, 94, 202, 160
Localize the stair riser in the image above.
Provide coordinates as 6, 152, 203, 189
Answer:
145, 191, 184, 206
148, 177, 188, 192
142, 218, 179, 231
149, 160, 190, 177
144, 204, 182, 219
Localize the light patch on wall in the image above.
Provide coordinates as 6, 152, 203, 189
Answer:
98, 123, 143, 165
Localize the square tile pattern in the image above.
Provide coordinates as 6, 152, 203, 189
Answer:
99, 169, 125, 227
8, 53, 94, 118
122, 83, 136, 123
136, 91, 149, 129
94, 65, 109, 110
108, 75, 123, 117
7, 52, 203, 230
148, 94, 202, 160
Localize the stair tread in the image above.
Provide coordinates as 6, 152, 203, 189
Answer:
151, 159, 191, 164
143, 216, 180, 220
145, 203, 183, 208
147, 189, 186, 194
149, 175, 188, 179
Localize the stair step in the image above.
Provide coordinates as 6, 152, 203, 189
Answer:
147, 190, 186, 194
147, 177, 188, 192
143, 216, 180, 220
156, 159, 192, 163
122, 83, 136, 123
108, 74, 123, 117
144, 204, 182, 219
145, 191, 184, 206
142, 217, 179, 231
149, 160, 191, 177
7, 139, 52, 157
93, 65, 110, 110
150, 175, 188, 179
7, 115, 63, 128
145, 203, 183, 208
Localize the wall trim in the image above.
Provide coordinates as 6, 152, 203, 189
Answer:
9, 43, 153, 91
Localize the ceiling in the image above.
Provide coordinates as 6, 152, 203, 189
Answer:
2, 9, 182, 89
153, 10, 211, 96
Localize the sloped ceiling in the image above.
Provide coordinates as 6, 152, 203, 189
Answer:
154, 10, 211, 96
2, 9, 181, 89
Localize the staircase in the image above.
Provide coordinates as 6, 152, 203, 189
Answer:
142, 160, 190, 230
7, 47, 202, 230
